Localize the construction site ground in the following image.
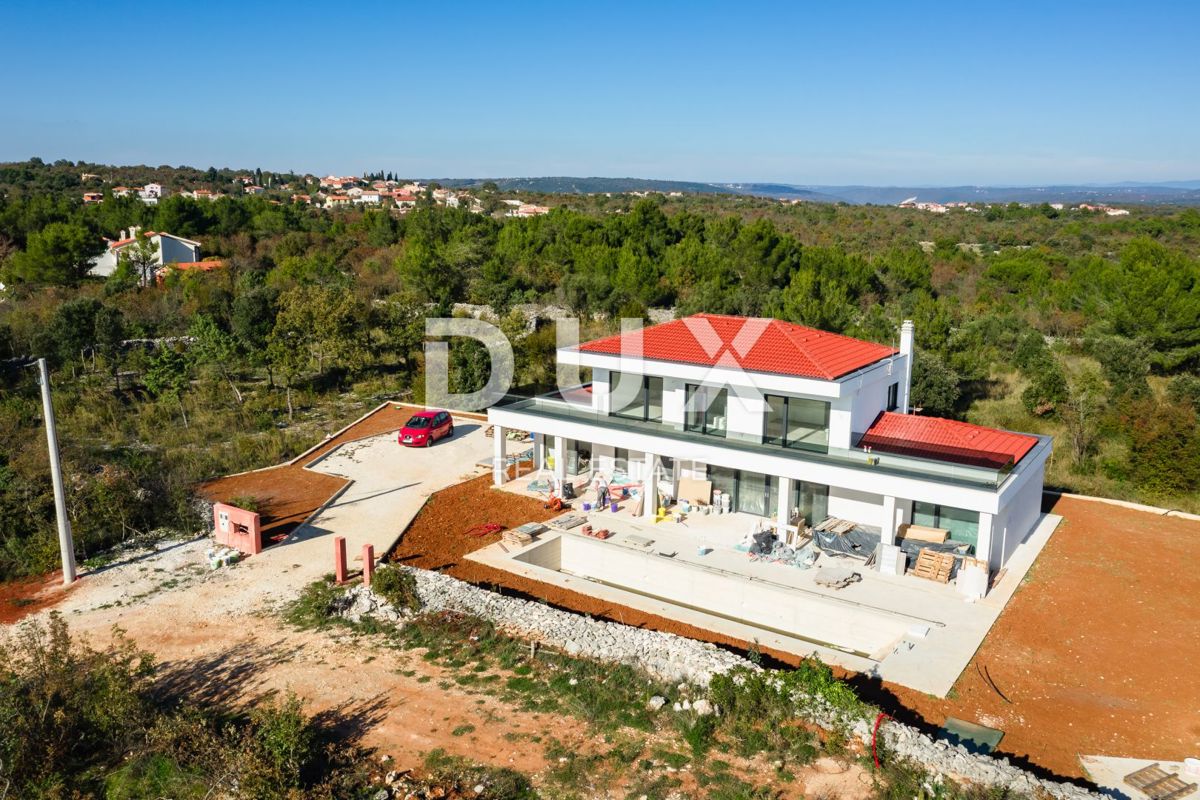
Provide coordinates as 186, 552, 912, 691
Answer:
4, 402, 1198, 785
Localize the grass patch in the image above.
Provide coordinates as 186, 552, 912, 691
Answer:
422, 748, 536, 800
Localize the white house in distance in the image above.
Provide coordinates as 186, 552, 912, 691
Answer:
89, 227, 202, 278
488, 314, 1050, 574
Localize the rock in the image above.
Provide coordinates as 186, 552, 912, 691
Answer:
647, 695, 667, 711
692, 698, 714, 716
813, 757, 848, 774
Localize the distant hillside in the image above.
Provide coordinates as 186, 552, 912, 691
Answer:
437, 176, 839, 201
795, 184, 1200, 206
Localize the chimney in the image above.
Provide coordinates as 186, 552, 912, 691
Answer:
899, 320, 914, 414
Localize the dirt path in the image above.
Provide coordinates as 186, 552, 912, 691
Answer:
69, 606, 590, 778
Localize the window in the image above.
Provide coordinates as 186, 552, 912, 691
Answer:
613, 447, 629, 475
791, 480, 829, 527
706, 467, 775, 517
610, 372, 664, 422
912, 502, 979, 550
655, 455, 675, 480
686, 384, 728, 438
763, 395, 829, 452
887, 382, 899, 412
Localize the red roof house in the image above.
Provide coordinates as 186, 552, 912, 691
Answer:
577, 313, 897, 381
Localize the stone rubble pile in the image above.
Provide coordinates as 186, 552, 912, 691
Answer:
339, 565, 1100, 800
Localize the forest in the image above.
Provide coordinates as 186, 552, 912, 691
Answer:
1, 158, 1199, 581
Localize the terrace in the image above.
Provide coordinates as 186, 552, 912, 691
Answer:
483, 474, 1061, 695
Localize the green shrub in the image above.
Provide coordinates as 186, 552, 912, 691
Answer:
228, 493, 261, 513
284, 578, 345, 629
371, 564, 422, 611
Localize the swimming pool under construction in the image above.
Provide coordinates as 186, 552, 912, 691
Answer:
466, 510, 1062, 696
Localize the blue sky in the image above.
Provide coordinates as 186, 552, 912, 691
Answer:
2, 1, 1197, 184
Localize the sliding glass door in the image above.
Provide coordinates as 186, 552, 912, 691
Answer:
763, 394, 830, 453
912, 502, 979, 549
686, 384, 728, 437
610, 372, 664, 423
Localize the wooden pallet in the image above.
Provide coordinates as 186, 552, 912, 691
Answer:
1125, 763, 1198, 800
911, 549, 955, 583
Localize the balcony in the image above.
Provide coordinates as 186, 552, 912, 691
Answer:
490, 393, 1047, 489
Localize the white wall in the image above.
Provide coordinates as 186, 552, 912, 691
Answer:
158, 236, 200, 264
827, 486, 888, 530
518, 533, 910, 656
991, 462, 1045, 568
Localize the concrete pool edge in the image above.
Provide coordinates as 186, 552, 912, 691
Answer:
467, 532, 887, 675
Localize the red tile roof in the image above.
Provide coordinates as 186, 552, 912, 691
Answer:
576, 313, 897, 380
858, 411, 1039, 469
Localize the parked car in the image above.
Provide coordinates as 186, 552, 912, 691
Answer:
398, 410, 454, 447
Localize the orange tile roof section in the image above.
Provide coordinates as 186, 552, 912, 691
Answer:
577, 313, 897, 380
858, 411, 1039, 469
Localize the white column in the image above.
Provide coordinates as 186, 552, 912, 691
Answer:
776, 476, 792, 540
493, 425, 507, 486
881, 495, 898, 545
643, 452, 658, 519
976, 512, 994, 567
533, 433, 544, 470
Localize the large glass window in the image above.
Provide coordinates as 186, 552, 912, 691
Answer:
686, 384, 728, 438
912, 502, 979, 549
764, 394, 787, 445
708, 465, 737, 510
791, 480, 829, 527
737, 472, 770, 516
763, 395, 829, 452
646, 376, 664, 422
610, 373, 664, 422
705, 467, 774, 517
610, 371, 646, 419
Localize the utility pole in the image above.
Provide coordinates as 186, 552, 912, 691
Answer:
36, 358, 76, 585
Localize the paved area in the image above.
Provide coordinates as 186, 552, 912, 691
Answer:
43, 415, 493, 621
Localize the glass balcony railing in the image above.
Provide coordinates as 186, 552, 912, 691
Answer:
491, 393, 1046, 489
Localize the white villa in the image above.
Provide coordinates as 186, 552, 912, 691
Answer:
488, 314, 1050, 574
88, 228, 202, 278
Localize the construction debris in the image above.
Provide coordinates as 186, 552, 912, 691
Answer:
548, 513, 587, 530
815, 516, 857, 535
813, 567, 862, 589
1125, 763, 1198, 800
912, 549, 956, 583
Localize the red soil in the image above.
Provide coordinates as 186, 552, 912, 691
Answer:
0, 571, 69, 624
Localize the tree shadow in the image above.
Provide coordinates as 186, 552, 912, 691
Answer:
309, 693, 392, 749
152, 636, 306, 709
